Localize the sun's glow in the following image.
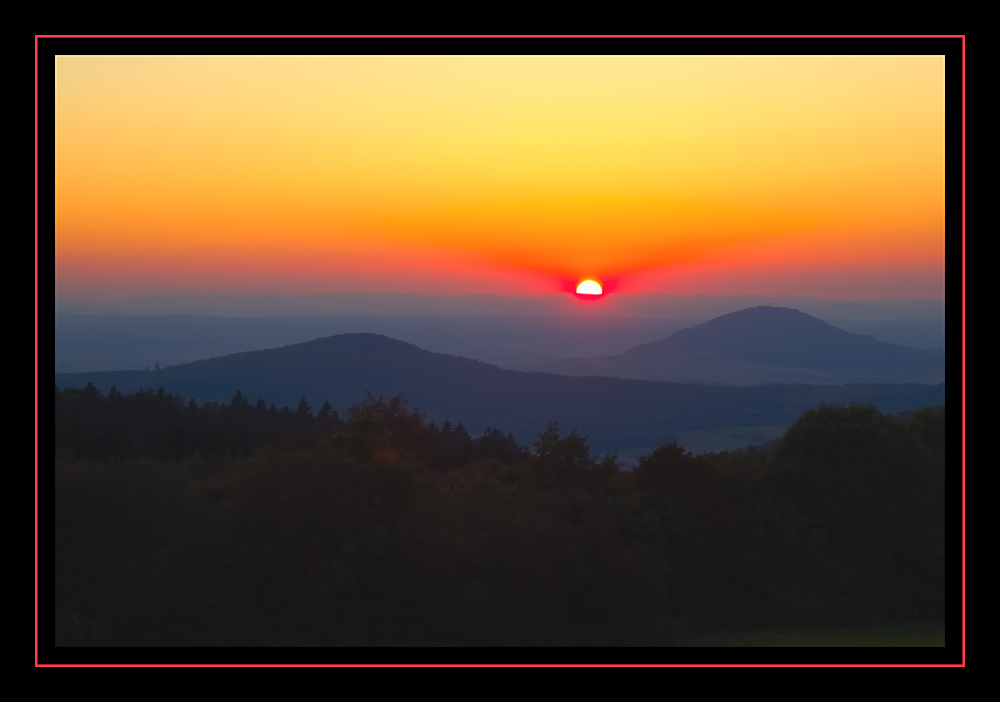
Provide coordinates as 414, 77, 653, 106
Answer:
576, 280, 603, 295
54, 56, 945, 299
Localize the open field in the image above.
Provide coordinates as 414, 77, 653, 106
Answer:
676, 424, 789, 454
678, 622, 946, 647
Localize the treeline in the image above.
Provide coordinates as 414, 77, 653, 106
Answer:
55, 383, 526, 469
53, 388, 945, 646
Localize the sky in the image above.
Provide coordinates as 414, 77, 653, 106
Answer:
54, 54, 945, 301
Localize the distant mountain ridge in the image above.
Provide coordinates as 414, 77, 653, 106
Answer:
54, 332, 945, 454
516, 307, 945, 385
626, 306, 941, 369
52, 312, 706, 373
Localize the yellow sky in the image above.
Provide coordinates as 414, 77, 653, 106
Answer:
55, 54, 945, 299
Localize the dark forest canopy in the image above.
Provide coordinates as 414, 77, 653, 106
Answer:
55, 384, 526, 469
54, 386, 945, 647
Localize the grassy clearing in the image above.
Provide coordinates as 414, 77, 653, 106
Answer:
676, 425, 789, 454
677, 621, 945, 647
613, 425, 789, 465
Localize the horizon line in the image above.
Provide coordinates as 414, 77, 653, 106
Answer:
55, 291, 947, 304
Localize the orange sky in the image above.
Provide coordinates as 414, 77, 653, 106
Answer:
54, 55, 945, 300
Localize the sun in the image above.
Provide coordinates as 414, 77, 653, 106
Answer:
576, 280, 603, 295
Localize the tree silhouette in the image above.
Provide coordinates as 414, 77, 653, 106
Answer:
317, 400, 341, 428
533, 421, 593, 472
231, 390, 250, 410
296, 397, 313, 422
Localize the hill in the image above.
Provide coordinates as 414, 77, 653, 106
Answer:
53, 312, 703, 373
54, 333, 946, 454
517, 307, 945, 385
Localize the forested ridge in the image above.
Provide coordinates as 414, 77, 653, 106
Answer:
53, 332, 947, 454
55, 383, 524, 468
54, 385, 945, 646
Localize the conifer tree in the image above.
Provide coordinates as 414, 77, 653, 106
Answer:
318, 400, 334, 420
296, 398, 312, 422
231, 390, 249, 410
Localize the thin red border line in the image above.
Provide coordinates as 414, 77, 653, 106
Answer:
37, 32, 962, 669
34, 35, 39, 668
37, 33, 963, 669
33, 664, 964, 667
957, 34, 965, 666
38, 34, 962, 668
35, 34, 966, 39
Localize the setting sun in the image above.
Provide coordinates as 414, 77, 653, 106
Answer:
576, 280, 603, 295
53, 55, 945, 300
